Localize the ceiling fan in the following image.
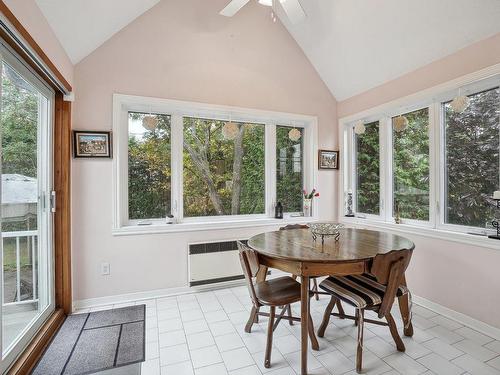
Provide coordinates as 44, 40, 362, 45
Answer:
219, 0, 306, 24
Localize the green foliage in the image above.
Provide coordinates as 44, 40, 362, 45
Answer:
128, 113, 171, 220
182, 118, 265, 216
1, 66, 38, 178
393, 108, 430, 221
276, 126, 303, 212
356, 122, 380, 215
1, 64, 39, 232
445, 88, 499, 227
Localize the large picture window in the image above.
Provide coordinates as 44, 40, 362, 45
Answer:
114, 95, 318, 231
183, 117, 265, 217
444, 87, 500, 228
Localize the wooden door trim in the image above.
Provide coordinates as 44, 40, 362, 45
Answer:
54, 92, 72, 314
6, 309, 65, 374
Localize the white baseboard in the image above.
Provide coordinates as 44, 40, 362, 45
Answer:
74, 283, 500, 341
412, 295, 500, 341
72, 279, 246, 310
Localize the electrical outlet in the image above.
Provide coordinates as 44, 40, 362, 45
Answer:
101, 262, 110, 275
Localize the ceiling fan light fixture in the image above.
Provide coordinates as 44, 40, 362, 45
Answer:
258, 0, 273, 6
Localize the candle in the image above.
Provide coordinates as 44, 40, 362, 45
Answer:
494, 191, 500, 200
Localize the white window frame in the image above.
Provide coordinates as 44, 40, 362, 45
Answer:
339, 64, 500, 250
112, 94, 318, 234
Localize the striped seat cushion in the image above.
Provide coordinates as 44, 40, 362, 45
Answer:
319, 273, 409, 309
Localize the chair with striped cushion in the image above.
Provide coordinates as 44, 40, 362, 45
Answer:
317, 249, 413, 374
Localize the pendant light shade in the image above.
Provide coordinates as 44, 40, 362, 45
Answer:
222, 121, 239, 140
354, 121, 366, 135
288, 128, 301, 142
142, 115, 158, 131
393, 115, 409, 133
450, 95, 470, 113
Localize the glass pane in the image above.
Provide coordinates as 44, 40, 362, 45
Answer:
276, 126, 304, 212
355, 121, 380, 215
128, 112, 171, 220
1, 62, 47, 353
444, 87, 500, 228
393, 108, 430, 221
183, 117, 265, 217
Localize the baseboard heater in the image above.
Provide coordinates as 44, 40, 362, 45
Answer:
189, 240, 246, 287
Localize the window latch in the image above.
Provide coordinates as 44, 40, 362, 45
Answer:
50, 191, 56, 213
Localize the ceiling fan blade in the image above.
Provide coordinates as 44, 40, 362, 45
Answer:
279, 0, 306, 24
220, 0, 251, 17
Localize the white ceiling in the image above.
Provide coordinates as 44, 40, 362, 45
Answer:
36, 0, 500, 100
279, 0, 500, 100
35, 0, 160, 64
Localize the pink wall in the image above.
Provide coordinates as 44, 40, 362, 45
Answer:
4, 0, 73, 86
339, 33, 500, 328
71, 0, 337, 302
338, 32, 500, 118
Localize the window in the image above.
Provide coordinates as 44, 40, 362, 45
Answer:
443, 87, 500, 228
128, 112, 171, 220
342, 73, 500, 238
183, 117, 265, 217
355, 121, 380, 215
393, 108, 430, 221
113, 95, 318, 230
276, 126, 303, 212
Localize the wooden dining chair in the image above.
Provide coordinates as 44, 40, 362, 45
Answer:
237, 241, 319, 368
279, 224, 320, 300
317, 249, 413, 374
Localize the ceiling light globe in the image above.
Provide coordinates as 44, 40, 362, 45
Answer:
258, 0, 273, 6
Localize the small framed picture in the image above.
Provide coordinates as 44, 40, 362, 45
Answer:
318, 150, 339, 170
73, 131, 112, 158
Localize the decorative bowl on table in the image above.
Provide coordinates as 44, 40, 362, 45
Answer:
309, 222, 345, 243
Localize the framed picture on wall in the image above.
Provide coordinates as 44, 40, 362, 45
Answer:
318, 150, 339, 170
73, 131, 112, 158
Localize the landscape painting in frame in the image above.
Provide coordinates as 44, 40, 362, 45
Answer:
318, 150, 339, 170
73, 131, 112, 158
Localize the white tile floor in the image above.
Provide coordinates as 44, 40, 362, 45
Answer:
75, 286, 500, 375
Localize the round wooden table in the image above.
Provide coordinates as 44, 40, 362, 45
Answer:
247, 227, 415, 375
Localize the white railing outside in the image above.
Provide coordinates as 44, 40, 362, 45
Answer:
1, 230, 38, 306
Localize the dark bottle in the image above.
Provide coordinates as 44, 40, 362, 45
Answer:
275, 202, 283, 219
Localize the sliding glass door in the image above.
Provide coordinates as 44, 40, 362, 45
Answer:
0, 42, 54, 372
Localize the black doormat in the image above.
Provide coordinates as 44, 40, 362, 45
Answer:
32, 305, 145, 375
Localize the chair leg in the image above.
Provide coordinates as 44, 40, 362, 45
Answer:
245, 306, 258, 333
337, 299, 345, 319
354, 309, 359, 326
287, 304, 293, 326
356, 309, 364, 374
308, 313, 320, 350
317, 296, 336, 337
386, 312, 405, 352
264, 306, 275, 368
313, 278, 319, 301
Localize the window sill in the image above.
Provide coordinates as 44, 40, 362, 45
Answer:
341, 217, 500, 250
112, 216, 320, 236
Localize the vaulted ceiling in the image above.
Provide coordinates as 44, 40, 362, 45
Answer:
35, 0, 500, 100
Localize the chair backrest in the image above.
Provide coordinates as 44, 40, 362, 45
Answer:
237, 241, 261, 308
279, 224, 309, 230
369, 249, 413, 318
